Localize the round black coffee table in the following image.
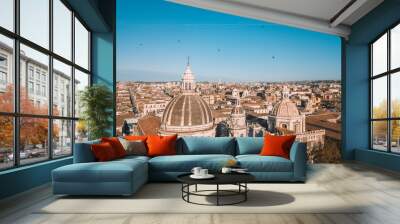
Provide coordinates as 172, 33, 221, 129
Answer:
177, 173, 255, 206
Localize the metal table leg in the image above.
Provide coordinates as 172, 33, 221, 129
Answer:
216, 184, 219, 206
245, 183, 247, 201
180, 182, 249, 206
187, 184, 190, 202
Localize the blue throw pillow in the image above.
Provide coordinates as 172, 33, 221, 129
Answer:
178, 137, 235, 155
236, 137, 264, 155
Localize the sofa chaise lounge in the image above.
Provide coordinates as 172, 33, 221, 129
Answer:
52, 136, 306, 196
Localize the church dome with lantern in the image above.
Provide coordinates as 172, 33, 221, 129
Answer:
271, 98, 300, 117
268, 87, 305, 134
160, 58, 215, 136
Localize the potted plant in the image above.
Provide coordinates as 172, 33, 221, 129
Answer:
79, 84, 113, 140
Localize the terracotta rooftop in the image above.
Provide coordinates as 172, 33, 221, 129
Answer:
306, 112, 341, 140
116, 112, 134, 128
137, 115, 161, 135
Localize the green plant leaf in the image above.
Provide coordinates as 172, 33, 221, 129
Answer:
79, 84, 113, 140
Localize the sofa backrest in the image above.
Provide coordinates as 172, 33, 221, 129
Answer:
177, 137, 236, 155
235, 137, 264, 155
74, 137, 269, 160
73, 140, 100, 163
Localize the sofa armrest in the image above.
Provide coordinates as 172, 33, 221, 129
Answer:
73, 140, 100, 163
289, 142, 307, 182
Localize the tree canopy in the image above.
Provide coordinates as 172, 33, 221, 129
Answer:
0, 85, 59, 152
372, 99, 400, 142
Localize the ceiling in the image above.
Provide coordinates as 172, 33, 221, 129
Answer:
229, 0, 353, 22
66, 0, 114, 32
169, 0, 384, 38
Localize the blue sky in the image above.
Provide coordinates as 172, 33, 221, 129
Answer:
117, 0, 341, 82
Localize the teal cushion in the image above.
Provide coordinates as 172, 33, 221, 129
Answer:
53, 159, 147, 183
236, 155, 293, 172
178, 137, 236, 155
149, 154, 235, 172
117, 155, 150, 163
73, 140, 100, 163
236, 137, 263, 155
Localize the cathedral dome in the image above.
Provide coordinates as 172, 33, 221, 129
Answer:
271, 98, 300, 117
161, 94, 214, 132
160, 58, 214, 135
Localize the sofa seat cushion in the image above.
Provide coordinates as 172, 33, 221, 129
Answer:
53, 159, 147, 183
117, 155, 150, 163
236, 155, 293, 172
149, 154, 235, 172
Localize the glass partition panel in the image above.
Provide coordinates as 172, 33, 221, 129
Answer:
74, 69, 89, 118
53, 119, 72, 157
372, 76, 387, 119
372, 33, 387, 76
0, 0, 14, 31
20, 117, 49, 165
75, 120, 88, 143
391, 120, 400, 153
20, 0, 49, 49
391, 72, 400, 118
20, 44, 49, 115
391, 24, 400, 70
53, 59, 72, 117
372, 121, 388, 151
53, 0, 72, 60
0, 116, 13, 170
74, 18, 89, 70
0, 34, 14, 112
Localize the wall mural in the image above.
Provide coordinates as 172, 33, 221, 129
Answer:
116, 0, 342, 163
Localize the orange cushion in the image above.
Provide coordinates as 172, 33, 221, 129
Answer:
124, 135, 148, 142
260, 134, 296, 159
125, 135, 149, 150
91, 142, 117, 162
101, 137, 127, 158
146, 135, 177, 157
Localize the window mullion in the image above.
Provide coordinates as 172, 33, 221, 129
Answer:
13, 0, 20, 167
388, 30, 391, 152
88, 31, 91, 75
71, 10, 76, 155
48, 0, 54, 160
370, 45, 373, 149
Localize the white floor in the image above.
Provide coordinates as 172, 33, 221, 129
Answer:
1, 162, 400, 224
38, 183, 358, 214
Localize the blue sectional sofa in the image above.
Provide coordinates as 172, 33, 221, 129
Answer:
52, 137, 307, 196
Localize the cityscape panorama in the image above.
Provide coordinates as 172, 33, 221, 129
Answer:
116, 58, 341, 163
0, 0, 342, 167
116, 0, 341, 163
116, 0, 342, 163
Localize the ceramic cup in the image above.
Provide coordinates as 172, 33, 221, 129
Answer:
200, 169, 208, 176
191, 167, 202, 176
221, 167, 232, 174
